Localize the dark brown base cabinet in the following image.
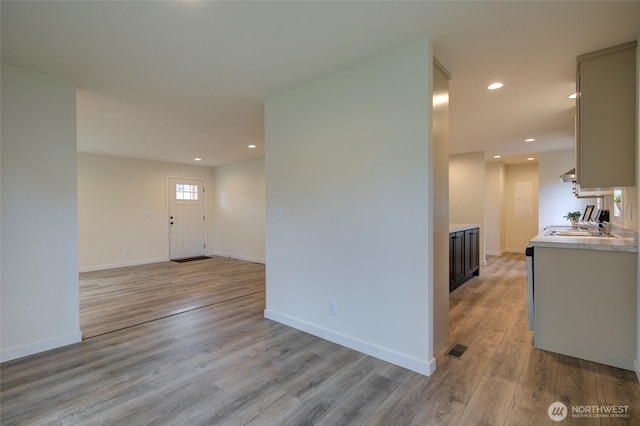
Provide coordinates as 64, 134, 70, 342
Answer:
449, 227, 480, 292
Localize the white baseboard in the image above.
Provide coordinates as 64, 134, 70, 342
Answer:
79, 257, 167, 273
487, 250, 529, 256
1, 331, 82, 363
503, 248, 526, 254
264, 309, 436, 377
635, 359, 640, 383
210, 251, 265, 264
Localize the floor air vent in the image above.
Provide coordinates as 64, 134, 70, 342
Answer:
445, 343, 468, 359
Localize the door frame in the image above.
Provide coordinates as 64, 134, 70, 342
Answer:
166, 176, 207, 260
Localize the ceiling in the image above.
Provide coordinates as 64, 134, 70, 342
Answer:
2, 1, 639, 167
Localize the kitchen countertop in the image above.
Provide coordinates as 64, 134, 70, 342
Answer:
449, 224, 479, 233
529, 225, 638, 253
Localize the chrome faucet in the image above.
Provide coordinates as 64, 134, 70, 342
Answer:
581, 220, 610, 236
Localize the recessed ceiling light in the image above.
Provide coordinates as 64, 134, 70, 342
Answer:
527, 157, 535, 161
568, 93, 577, 99
194, 157, 202, 161
525, 138, 535, 142
248, 144, 257, 149
493, 155, 502, 159
488, 82, 504, 90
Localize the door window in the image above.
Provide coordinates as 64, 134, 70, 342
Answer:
176, 184, 198, 200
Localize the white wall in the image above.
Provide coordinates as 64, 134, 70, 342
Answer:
0, 66, 2, 360
504, 163, 539, 253
485, 161, 506, 256
432, 60, 450, 353
635, 35, 640, 381
264, 39, 435, 375
449, 152, 486, 263
211, 158, 265, 263
77, 153, 216, 271
538, 149, 597, 231
1, 65, 81, 361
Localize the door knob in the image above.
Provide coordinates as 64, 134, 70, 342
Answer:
170, 221, 174, 225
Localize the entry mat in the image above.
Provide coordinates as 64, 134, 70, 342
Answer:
172, 256, 212, 263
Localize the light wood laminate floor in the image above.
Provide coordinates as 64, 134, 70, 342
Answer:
2, 254, 639, 425
79, 256, 265, 338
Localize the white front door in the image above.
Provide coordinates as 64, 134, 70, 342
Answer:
168, 178, 205, 260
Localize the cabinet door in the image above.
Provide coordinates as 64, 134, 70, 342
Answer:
465, 228, 480, 275
453, 231, 465, 284
463, 229, 474, 277
577, 42, 636, 188
449, 233, 456, 284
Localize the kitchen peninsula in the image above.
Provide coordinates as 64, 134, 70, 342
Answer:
529, 227, 637, 370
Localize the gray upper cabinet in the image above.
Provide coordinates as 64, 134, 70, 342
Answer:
576, 41, 637, 189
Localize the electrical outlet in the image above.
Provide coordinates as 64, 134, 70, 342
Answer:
329, 300, 337, 316
124, 249, 129, 257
